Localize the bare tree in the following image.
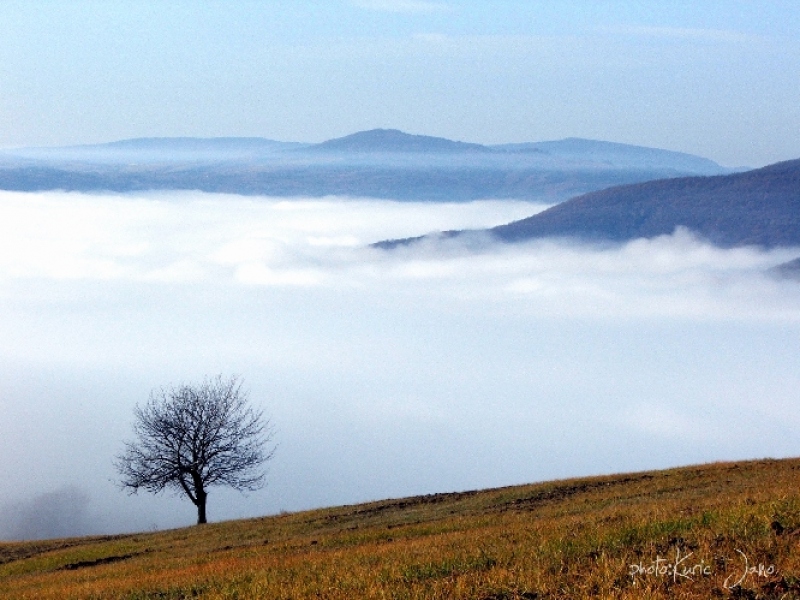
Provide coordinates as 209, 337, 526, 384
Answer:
115, 375, 274, 524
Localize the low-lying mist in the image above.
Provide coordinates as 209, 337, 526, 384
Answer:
0, 190, 798, 539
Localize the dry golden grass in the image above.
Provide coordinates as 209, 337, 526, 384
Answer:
2, 458, 800, 599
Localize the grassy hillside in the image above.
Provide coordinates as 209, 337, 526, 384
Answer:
2, 458, 800, 599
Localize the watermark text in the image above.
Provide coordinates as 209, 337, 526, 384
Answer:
629, 548, 776, 589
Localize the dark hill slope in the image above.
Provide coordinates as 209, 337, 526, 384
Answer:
491, 158, 800, 248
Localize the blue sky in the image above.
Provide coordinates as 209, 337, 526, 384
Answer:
1, 1, 798, 166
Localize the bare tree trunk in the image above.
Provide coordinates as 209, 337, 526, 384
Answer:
192, 473, 208, 525
197, 493, 207, 525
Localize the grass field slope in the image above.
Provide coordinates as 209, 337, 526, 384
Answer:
2, 458, 800, 599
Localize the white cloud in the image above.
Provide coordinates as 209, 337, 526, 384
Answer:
0, 191, 798, 319
0, 190, 546, 286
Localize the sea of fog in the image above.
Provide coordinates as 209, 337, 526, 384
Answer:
1, 190, 799, 540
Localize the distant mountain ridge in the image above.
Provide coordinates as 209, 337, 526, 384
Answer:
0, 129, 730, 201
90, 137, 298, 151
494, 138, 726, 173
7, 137, 306, 164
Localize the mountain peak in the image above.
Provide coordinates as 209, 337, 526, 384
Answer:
313, 129, 489, 153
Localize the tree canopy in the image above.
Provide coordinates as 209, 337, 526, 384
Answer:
116, 375, 274, 524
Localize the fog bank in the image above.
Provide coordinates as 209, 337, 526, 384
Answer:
0, 191, 798, 539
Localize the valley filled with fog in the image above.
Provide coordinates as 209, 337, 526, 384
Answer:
1, 190, 799, 539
